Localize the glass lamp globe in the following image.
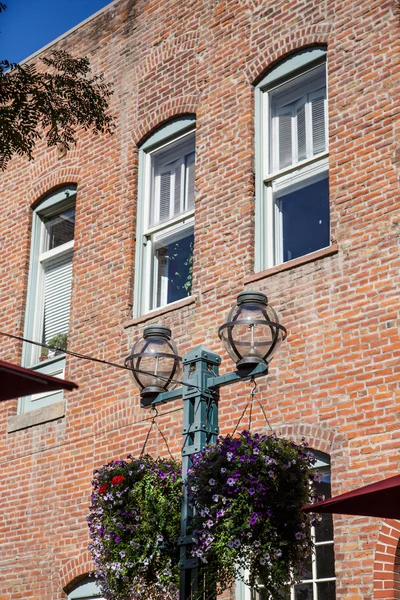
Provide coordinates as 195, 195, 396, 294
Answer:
125, 325, 182, 406
218, 291, 287, 368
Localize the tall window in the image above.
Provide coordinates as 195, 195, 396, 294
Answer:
134, 116, 195, 316
21, 186, 76, 412
254, 48, 329, 271
238, 451, 336, 600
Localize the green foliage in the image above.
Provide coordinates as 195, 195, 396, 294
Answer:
48, 332, 68, 352
187, 431, 320, 597
88, 455, 182, 600
0, 5, 113, 169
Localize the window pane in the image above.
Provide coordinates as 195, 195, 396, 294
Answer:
42, 252, 73, 346
154, 230, 193, 307
294, 583, 313, 600
300, 552, 313, 580
315, 469, 333, 542
276, 174, 329, 262
315, 514, 333, 543
252, 587, 289, 600
150, 134, 195, 227
316, 581, 335, 600
44, 207, 75, 249
316, 543, 335, 579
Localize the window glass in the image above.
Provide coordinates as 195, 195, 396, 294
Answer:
44, 207, 75, 249
316, 581, 336, 600
275, 174, 329, 263
67, 578, 103, 599
154, 229, 194, 306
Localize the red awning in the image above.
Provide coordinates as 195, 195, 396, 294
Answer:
302, 473, 400, 519
0, 359, 78, 401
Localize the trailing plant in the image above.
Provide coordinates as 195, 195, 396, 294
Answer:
88, 455, 182, 600
47, 332, 68, 354
186, 431, 320, 597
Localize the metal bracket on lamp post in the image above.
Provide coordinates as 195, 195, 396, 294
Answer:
146, 347, 268, 600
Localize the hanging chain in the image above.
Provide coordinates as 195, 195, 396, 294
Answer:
139, 407, 176, 460
154, 419, 175, 460
257, 400, 274, 433
140, 407, 157, 457
233, 377, 256, 435
248, 377, 257, 431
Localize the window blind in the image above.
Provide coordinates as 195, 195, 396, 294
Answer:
42, 251, 73, 344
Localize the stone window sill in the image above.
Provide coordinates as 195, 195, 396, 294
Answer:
7, 400, 65, 433
244, 244, 338, 285
124, 295, 196, 329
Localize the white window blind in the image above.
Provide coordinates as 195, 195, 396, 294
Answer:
272, 67, 326, 172
151, 149, 195, 227
311, 94, 326, 155
42, 251, 73, 344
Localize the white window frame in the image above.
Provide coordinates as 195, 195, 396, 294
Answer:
134, 116, 196, 317
20, 186, 76, 413
255, 48, 329, 271
236, 452, 335, 600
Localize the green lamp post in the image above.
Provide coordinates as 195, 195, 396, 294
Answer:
125, 291, 287, 600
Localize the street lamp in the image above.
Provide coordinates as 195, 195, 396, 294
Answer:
218, 291, 287, 368
126, 291, 286, 600
124, 324, 182, 407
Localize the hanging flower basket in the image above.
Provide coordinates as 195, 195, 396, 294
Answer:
87, 455, 182, 600
186, 431, 319, 597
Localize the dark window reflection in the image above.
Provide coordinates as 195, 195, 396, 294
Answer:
316, 543, 335, 579
294, 583, 313, 600
276, 175, 329, 263
300, 553, 313, 580
315, 513, 334, 543
155, 232, 193, 306
317, 581, 336, 600
44, 207, 75, 249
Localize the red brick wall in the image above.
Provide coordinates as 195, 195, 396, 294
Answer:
0, 0, 399, 597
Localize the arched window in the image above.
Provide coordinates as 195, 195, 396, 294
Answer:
254, 48, 329, 271
134, 116, 196, 316
67, 578, 103, 600
20, 185, 76, 413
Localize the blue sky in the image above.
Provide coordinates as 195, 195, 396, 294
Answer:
0, 0, 113, 64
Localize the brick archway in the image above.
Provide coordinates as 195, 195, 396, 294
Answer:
60, 550, 94, 594
374, 520, 400, 599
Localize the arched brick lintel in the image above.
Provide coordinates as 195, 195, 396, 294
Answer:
275, 422, 337, 456
245, 25, 332, 86
374, 520, 400, 599
27, 167, 81, 209
60, 550, 94, 594
132, 98, 198, 147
